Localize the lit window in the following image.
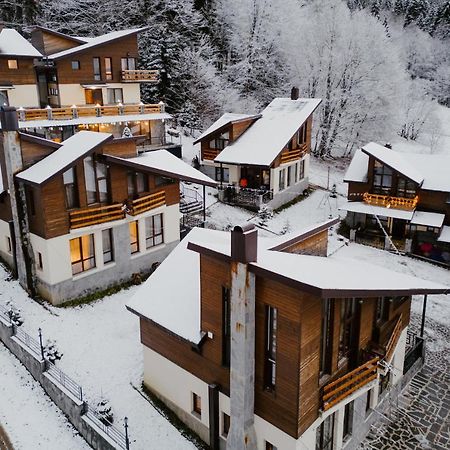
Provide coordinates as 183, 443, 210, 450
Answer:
71, 61, 80, 70
129, 221, 139, 254
222, 413, 230, 438
102, 229, 114, 264
192, 393, 201, 417
105, 57, 112, 80
70, 234, 95, 275
145, 214, 163, 249
7, 59, 18, 69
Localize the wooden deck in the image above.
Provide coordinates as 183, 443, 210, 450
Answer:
128, 191, 166, 216
121, 69, 159, 82
322, 357, 379, 411
363, 192, 418, 210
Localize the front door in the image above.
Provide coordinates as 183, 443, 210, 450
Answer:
84, 89, 103, 105
391, 218, 406, 239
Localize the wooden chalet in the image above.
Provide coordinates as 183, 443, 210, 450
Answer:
193, 89, 322, 210
342, 142, 450, 266
126, 220, 447, 450
0, 107, 215, 305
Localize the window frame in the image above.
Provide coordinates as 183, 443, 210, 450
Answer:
145, 213, 164, 249
70, 234, 96, 275
7, 59, 18, 69
319, 298, 333, 377
192, 392, 202, 417
278, 168, 286, 191
93, 57, 101, 81
71, 60, 80, 70
63, 166, 79, 209
129, 221, 139, 254
84, 155, 109, 205
222, 412, 230, 438
104, 57, 113, 80
102, 228, 114, 264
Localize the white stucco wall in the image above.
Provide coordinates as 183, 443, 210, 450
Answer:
58, 84, 86, 106
271, 154, 309, 196
8, 85, 40, 108
0, 219, 13, 266
30, 203, 179, 287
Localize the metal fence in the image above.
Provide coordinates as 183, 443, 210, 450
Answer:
404, 331, 424, 375
85, 405, 129, 450
45, 360, 83, 401
14, 325, 43, 358
0, 304, 10, 322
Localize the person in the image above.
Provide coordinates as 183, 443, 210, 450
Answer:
240, 177, 248, 188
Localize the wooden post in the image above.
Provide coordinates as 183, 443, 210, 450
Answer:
203, 184, 206, 224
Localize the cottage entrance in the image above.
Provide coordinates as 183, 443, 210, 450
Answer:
240, 167, 270, 189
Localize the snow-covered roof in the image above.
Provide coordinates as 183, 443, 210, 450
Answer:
105, 151, 216, 187
126, 228, 227, 344
214, 98, 322, 167
438, 226, 450, 244
339, 201, 415, 221
17, 112, 172, 130
344, 149, 369, 183
16, 131, 112, 186
0, 29, 42, 58
48, 28, 146, 59
405, 153, 450, 192
193, 113, 258, 144
411, 211, 445, 229
361, 142, 423, 185
128, 226, 448, 342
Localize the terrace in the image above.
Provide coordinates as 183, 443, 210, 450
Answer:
120, 69, 159, 83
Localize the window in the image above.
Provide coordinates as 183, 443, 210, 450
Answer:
107, 88, 123, 104
297, 122, 307, 146
102, 229, 114, 264
0, 90, 8, 106
278, 169, 285, 191
222, 286, 231, 367
7, 59, 18, 69
192, 393, 201, 417
320, 299, 333, 376
70, 234, 95, 275
215, 167, 229, 183
222, 413, 230, 438
155, 175, 174, 187
129, 221, 139, 254
209, 131, 229, 150
37, 252, 43, 270
343, 401, 353, 440
316, 414, 334, 450
145, 214, 163, 249
104, 57, 112, 80
287, 164, 294, 187
373, 161, 393, 195
264, 305, 277, 390
71, 60, 80, 70
375, 297, 390, 324
265, 442, 277, 450
127, 171, 149, 199
365, 389, 372, 414
93, 57, 101, 81
6, 236, 12, 254
63, 167, 79, 209
121, 57, 136, 71
396, 177, 416, 199
298, 159, 305, 180
338, 298, 357, 361
83, 156, 109, 205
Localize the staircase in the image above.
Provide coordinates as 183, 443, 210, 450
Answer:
180, 184, 205, 237
180, 199, 203, 215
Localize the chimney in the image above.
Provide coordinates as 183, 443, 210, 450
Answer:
384, 142, 392, 149
227, 224, 258, 450
0, 106, 19, 131
291, 86, 300, 100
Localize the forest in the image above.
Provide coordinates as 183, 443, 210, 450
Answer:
1, 0, 450, 157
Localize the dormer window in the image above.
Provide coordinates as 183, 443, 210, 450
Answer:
209, 131, 229, 150
7, 59, 18, 69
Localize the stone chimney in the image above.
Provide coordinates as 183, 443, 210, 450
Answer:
227, 225, 258, 450
291, 86, 300, 100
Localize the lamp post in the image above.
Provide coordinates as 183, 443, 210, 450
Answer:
38, 327, 45, 360
124, 417, 130, 450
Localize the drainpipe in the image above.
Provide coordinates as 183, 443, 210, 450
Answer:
226, 225, 258, 450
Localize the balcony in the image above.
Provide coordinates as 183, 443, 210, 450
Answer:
322, 357, 379, 411
17, 103, 164, 122
280, 145, 308, 165
363, 192, 418, 211
127, 191, 166, 216
69, 203, 125, 229
202, 148, 221, 161
121, 69, 159, 83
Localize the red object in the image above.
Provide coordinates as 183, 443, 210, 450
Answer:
420, 242, 433, 254
240, 178, 248, 188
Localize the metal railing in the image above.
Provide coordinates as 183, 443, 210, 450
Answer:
14, 326, 43, 358
45, 360, 83, 401
404, 331, 424, 374
85, 405, 129, 449
0, 303, 11, 322
222, 186, 273, 209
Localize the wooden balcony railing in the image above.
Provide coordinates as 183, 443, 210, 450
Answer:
384, 315, 403, 362
363, 192, 418, 211
322, 357, 379, 411
69, 203, 125, 229
280, 145, 308, 165
121, 69, 159, 83
202, 148, 221, 161
128, 191, 166, 216
17, 103, 164, 122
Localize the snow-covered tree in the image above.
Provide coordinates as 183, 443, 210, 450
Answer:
5, 300, 24, 327
43, 340, 63, 363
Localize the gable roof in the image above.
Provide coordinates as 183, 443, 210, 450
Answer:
104, 151, 217, 187
193, 113, 260, 145
345, 144, 450, 193
0, 29, 42, 58
48, 27, 147, 60
31, 26, 89, 45
214, 98, 322, 167
16, 131, 112, 186
127, 225, 448, 344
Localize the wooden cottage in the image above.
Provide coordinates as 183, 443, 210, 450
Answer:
126, 220, 447, 450
342, 142, 450, 265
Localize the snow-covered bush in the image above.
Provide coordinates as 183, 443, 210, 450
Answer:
5, 300, 24, 327
43, 340, 63, 363
97, 398, 114, 424
257, 205, 273, 227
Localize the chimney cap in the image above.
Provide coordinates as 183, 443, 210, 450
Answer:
291, 86, 300, 100
0, 106, 19, 131
231, 224, 258, 263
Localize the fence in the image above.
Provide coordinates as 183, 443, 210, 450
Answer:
0, 313, 129, 450
404, 331, 424, 375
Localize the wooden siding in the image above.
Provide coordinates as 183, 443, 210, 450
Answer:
281, 229, 328, 257
55, 35, 139, 85
20, 140, 56, 168
0, 57, 37, 85
31, 29, 81, 56
230, 118, 256, 141
103, 141, 137, 158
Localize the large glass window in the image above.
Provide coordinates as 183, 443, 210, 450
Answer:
320, 299, 333, 376
104, 57, 112, 80
102, 229, 114, 264
127, 171, 149, 199
222, 286, 231, 367
145, 214, 163, 248
84, 156, 109, 204
215, 167, 229, 183
287, 164, 295, 187
299, 159, 305, 180
84, 156, 97, 204
373, 161, 393, 195
121, 57, 136, 71
63, 167, 79, 209
338, 298, 357, 361
278, 169, 286, 191
209, 131, 229, 150
316, 413, 335, 450
343, 401, 354, 440
93, 57, 101, 80
375, 297, 390, 324
70, 234, 95, 275
264, 305, 277, 390
297, 122, 307, 146
107, 88, 123, 104
396, 177, 416, 199
129, 221, 139, 254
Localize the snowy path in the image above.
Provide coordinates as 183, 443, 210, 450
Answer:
0, 345, 89, 450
